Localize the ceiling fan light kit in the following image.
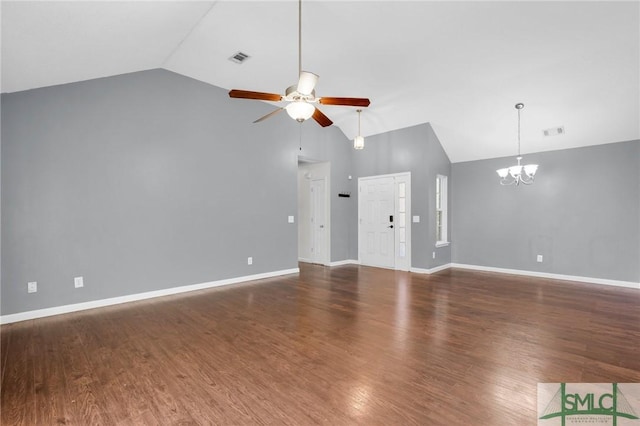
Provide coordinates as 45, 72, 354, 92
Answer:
496, 103, 539, 186
228, 0, 370, 127
286, 101, 315, 122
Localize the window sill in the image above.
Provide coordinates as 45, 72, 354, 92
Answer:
435, 241, 450, 248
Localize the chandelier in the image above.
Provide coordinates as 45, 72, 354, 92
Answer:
496, 103, 538, 185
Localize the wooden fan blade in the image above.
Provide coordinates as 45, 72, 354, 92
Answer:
229, 90, 283, 102
253, 107, 285, 123
319, 97, 370, 107
312, 108, 333, 127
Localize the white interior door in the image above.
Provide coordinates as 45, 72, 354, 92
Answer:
359, 176, 395, 268
358, 173, 411, 271
310, 178, 327, 264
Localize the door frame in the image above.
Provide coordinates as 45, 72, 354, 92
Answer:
358, 172, 411, 271
297, 159, 331, 265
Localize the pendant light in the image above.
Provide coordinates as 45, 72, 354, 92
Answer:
354, 109, 364, 150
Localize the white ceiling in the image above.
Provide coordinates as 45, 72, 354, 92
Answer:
2, 1, 639, 163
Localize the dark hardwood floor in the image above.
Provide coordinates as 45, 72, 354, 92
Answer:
2, 264, 639, 425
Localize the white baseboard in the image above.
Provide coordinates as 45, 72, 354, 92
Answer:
299, 259, 334, 266
450, 263, 639, 290
0, 268, 300, 325
411, 263, 452, 275
329, 259, 359, 267
8, 262, 633, 325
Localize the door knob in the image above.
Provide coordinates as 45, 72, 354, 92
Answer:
388, 225, 394, 229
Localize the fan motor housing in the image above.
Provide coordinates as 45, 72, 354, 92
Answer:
285, 85, 316, 102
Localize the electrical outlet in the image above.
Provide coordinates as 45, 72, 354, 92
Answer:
288, 215, 295, 223
28, 281, 37, 293
432, 252, 436, 259
74, 276, 84, 288
247, 257, 253, 265
537, 255, 543, 263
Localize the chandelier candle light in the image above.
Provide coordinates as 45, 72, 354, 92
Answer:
354, 109, 364, 150
496, 103, 538, 185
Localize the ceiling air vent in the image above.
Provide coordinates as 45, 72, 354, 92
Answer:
229, 51, 250, 64
543, 126, 565, 137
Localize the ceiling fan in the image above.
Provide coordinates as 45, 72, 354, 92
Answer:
228, 0, 370, 127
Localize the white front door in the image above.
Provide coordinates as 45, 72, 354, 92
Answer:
359, 176, 395, 268
310, 178, 327, 264
358, 173, 411, 271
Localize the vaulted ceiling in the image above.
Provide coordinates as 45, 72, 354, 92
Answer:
2, 1, 638, 162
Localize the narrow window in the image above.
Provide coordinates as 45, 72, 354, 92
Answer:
436, 175, 448, 246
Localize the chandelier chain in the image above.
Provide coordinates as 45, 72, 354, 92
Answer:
518, 108, 521, 157
517, 106, 521, 157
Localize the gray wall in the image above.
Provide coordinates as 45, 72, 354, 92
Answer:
1, 69, 350, 315
351, 123, 452, 269
451, 140, 640, 283
11, 66, 633, 318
